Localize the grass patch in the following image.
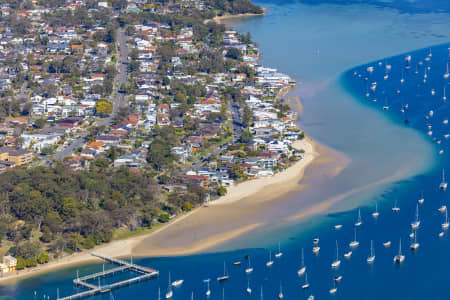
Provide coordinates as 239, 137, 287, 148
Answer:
112, 223, 165, 241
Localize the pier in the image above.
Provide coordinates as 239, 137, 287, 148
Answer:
57, 253, 159, 300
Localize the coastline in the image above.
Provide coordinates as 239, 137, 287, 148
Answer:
0, 82, 352, 283
0, 136, 329, 283
206, 8, 267, 24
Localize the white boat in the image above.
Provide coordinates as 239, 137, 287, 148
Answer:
432, 89, 436, 96
278, 283, 283, 299
275, 242, 283, 258
400, 71, 405, 84
344, 251, 352, 259
444, 63, 449, 79
233, 261, 241, 266
245, 257, 253, 274
307, 296, 314, 300
367, 66, 374, 73
443, 209, 449, 230
366, 240, 375, 263
166, 273, 173, 299
334, 224, 343, 230
297, 248, 306, 276
409, 231, 414, 239
383, 241, 391, 247
313, 238, 320, 254
444, 87, 447, 101
418, 191, 424, 204
246, 279, 251, 294
266, 250, 274, 267
392, 200, 400, 212
349, 227, 359, 248
172, 279, 184, 287
439, 205, 447, 213
386, 64, 392, 71
302, 272, 310, 289
205, 279, 211, 297
217, 262, 229, 281
439, 231, 445, 237
411, 204, 420, 230
393, 238, 405, 264
334, 275, 343, 283
329, 281, 338, 295
355, 208, 362, 227
444, 119, 449, 125
312, 245, 320, 255
440, 169, 448, 190
372, 202, 379, 218
410, 231, 419, 251
331, 240, 341, 268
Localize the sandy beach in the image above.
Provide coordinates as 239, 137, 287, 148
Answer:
208, 9, 267, 24
0, 135, 335, 283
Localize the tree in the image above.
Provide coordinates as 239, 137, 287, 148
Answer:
217, 186, 227, 196
242, 105, 253, 127
95, 101, 113, 117
240, 129, 253, 143
16, 257, 26, 270
182, 201, 194, 211
34, 118, 46, 129
159, 213, 170, 223
82, 237, 95, 249
37, 252, 50, 264
146, 139, 174, 170
225, 48, 242, 60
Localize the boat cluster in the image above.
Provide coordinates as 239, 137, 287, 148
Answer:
353, 47, 450, 156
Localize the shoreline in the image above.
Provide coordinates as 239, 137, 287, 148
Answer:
0, 84, 348, 283
205, 8, 268, 24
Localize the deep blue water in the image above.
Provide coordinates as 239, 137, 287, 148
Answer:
4, 1, 450, 300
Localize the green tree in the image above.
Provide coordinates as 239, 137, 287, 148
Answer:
217, 186, 227, 196
25, 258, 38, 268
34, 118, 46, 129
240, 129, 253, 143
95, 101, 113, 116
146, 139, 174, 170
225, 48, 242, 60
182, 201, 194, 211
159, 213, 170, 223
16, 257, 26, 270
82, 237, 96, 249
37, 252, 50, 264
242, 105, 253, 127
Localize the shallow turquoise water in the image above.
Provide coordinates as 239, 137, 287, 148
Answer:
3, 1, 450, 299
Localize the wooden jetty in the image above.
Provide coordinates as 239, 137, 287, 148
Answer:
57, 253, 158, 300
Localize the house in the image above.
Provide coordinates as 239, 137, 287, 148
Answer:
96, 135, 120, 144
0, 148, 32, 165
156, 115, 170, 126
184, 174, 209, 187
3, 255, 17, 272
114, 152, 146, 168
21, 133, 61, 152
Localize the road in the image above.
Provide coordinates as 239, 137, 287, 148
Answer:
229, 102, 243, 142
53, 29, 129, 161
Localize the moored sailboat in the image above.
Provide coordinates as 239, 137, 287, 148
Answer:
331, 240, 341, 268
393, 238, 405, 263
297, 248, 306, 276
366, 240, 375, 263
217, 262, 229, 282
